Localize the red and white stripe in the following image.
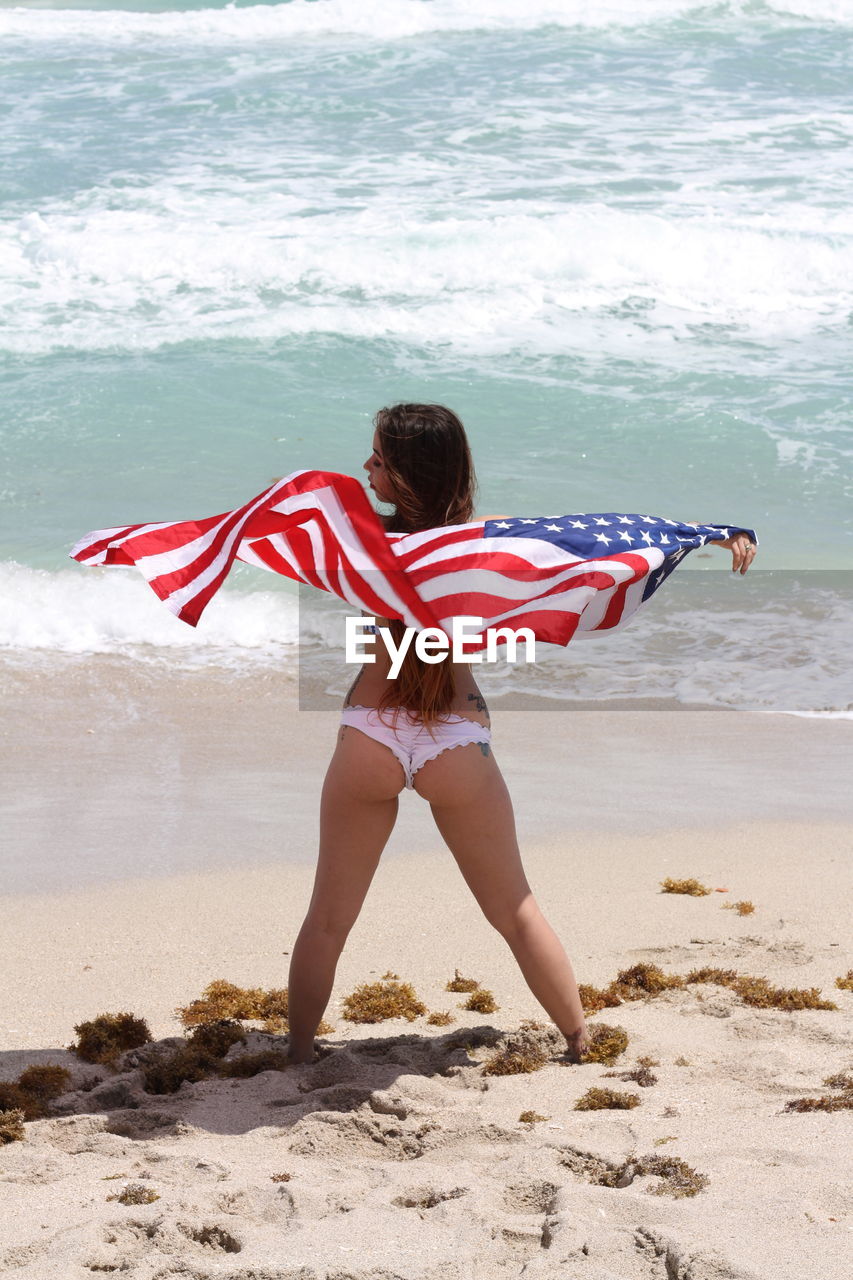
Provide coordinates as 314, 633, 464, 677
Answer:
71, 469, 664, 642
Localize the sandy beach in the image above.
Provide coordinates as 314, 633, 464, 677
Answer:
1, 660, 851, 1279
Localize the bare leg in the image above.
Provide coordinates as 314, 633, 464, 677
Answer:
414, 745, 590, 1059
286, 726, 405, 1063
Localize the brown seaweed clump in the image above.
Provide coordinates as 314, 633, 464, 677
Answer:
578, 983, 623, 1015
683, 968, 837, 1011
482, 1042, 548, 1077
445, 969, 480, 993
575, 1087, 640, 1111
175, 981, 331, 1036
0, 1108, 26, 1144
560, 1148, 708, 1197
631, 1155, 709, 1198
187, 1020, 247, 1058
70, 1013, 152, 1065
723, 900, 756, 915
519, 1110, 549, 1124
605, 1061, 658, 1087
582, 1023, 629, 1066
611, 964, 684, 1000
142, 1042, 222, 1095
108, 1182, 160, 1205
835, 970, 853, 991
579, 963, 837, 1017
728, 977, 836, 1011
784, 1072, 853, 1113
219, 1050, 291, 1079
342, 978, 427, 1023
0, 1065, 72, 1122
463, 988, 498, 1014
660, 878, 711, 896
426, 1011, 455, 1026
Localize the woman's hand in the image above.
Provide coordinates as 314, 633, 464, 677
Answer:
715, 531, 757, 574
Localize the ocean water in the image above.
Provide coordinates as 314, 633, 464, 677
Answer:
1, 0, 851, 716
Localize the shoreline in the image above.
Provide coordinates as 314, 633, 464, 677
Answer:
2, 659, 852, 895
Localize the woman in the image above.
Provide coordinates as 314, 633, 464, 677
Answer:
285, 403, 756, 1066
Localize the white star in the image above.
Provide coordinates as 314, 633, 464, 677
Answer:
661, 517, 679, 526
653, 571, 666, 587
618, 530, 634, 544
658, 533, 670, 544
640, 516, 658, 524
670, 548, 687, 562
640, 530, 654, 545
593, 517, 611, 527
596, 533, 612, 546
569, 520, 587, 529
545, 523, 564, 532
616, 516, 633, 525
494, 521, 512, 529
520, 518, 538, 524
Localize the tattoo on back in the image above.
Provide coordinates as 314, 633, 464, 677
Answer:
467, 692, 489, 716
478, 742, 491, 758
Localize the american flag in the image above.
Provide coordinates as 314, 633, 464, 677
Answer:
69, 469, 756, 647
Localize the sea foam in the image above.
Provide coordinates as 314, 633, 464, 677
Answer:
4, 203, 851, 356
1, 0, 850, 44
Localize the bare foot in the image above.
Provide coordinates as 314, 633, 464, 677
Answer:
562, 1025, 591, 1064
285, 1042, 318, 1065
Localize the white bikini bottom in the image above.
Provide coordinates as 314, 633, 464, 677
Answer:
339, 704, 491, 790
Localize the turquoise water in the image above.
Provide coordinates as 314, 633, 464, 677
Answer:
1, 0, 851, 714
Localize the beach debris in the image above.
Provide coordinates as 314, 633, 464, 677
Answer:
0, 1064, 72, 1121
426, 1010, 455, 1026
220, 1050, 291, 1078
380, 970, 400, 979
482, 1042, 548, 1077
175, 980, 331, 1036
575, 1087, 640, 1111
611, 964, 684, 999
582, 1023, 629, 1066
0, 1108, 26, 1144
187, 1019, 247, 1058
463, 988, 498, 1014
342, 977, 427, 1023
723, 900, 756, 915
481, 1022, 562, 1076
675, 1056, 691, 1067
445, 968, 480, 992
580, 962, 838, 1015
578, 982, 623, 1014
653, 1135, 678, 1146
633, 1155, 709, 1197
560, 1147, 708, 1197
518, 1110, 549, 1124
107, 1182, 160, 1205
721, 976, 836, 1011
784, 1071, 853, 1113
660, 878, 711, 896
270, 1172, 292, 1182
142, 1042, 223, 1095
605, 1058, 658, 1087
835, 970, 853, 991
70, 1012, 152, 1065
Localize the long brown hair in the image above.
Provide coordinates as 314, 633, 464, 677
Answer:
372, 403, 478, 736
